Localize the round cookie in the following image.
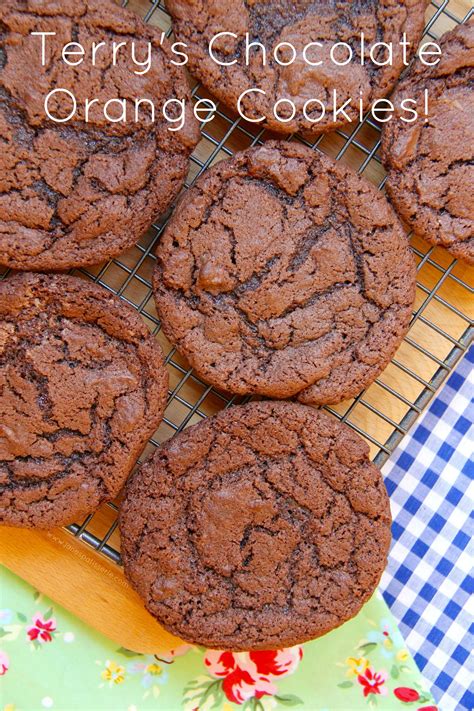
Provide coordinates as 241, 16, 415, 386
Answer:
166, 0, 427, 135
0, 272, 169, 528
0, 0, 200, 271
153, 141, 416, 404
382, 21, 474, 264
120, 401, 392, 651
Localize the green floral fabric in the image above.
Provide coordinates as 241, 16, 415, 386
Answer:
0, 566, 437, 711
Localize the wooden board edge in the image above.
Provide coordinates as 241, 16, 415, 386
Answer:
0, 526, 183, 655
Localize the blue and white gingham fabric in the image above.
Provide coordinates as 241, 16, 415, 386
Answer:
380, 345, 473, 711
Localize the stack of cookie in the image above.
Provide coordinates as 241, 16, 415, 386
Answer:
0, 0, 472, 651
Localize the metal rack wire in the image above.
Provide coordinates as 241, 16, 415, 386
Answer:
1, 0, 472, 566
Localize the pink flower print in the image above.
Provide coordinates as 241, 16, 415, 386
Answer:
203, 647, 302, 705
204, 650, 237, 678
167, 643, 192, 658
222, 666, 277, 705
0, 650, 9, 675
357, 667, 388, 697
247, 647, 303, 677
27, 613, 56, 643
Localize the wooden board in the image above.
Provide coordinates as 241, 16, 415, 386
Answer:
1, 0, 473, 655
0, 526, 183, 654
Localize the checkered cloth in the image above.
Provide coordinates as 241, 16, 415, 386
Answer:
380, 345, 473, 711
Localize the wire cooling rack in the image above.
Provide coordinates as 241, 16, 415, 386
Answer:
1, 0, 472, 565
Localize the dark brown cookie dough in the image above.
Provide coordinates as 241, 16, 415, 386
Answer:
0, 0, 200, 271
0, 272, 169, 528
382, 21, 474, 264
120, 401, 392, 651
166, 0, 426, 134
153, 141, 416, 404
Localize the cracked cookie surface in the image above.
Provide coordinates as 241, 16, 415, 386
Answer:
382, 20, 474, 264
0, 0, 199, 271
0, 272, 169, 528
120, 401, 392, 650
153, 141, 416, 404
166, 0, 426, 134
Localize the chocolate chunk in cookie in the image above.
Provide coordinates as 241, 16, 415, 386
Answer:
382, 20, 474, 264
167, 0, 426, 134
0, 0, 200, 271
0, 272, 169, 528
120, 401, 392, 650
153, 141, 416, 404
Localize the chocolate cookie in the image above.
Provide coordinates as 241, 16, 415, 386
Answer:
0, 0, 200, 271
0, 272, 169, 528
166, 0, 426, 134
120, 401, 392, 650
153, 141, 416, 404
382, 21, 474, 264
